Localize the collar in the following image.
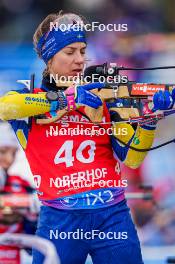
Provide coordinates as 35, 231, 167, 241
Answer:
41, 75, 68, 92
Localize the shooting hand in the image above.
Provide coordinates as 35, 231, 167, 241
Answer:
65, 82, 104, 110
153, 90, 174, 111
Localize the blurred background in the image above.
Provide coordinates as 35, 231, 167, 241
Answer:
1, 0, 175, 263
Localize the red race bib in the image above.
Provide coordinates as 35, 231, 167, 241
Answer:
25, 89, 121, 200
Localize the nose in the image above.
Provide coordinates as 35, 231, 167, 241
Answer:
74, 51, 85, 65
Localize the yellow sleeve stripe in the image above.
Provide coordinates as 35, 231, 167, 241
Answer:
16, 129, 27, 149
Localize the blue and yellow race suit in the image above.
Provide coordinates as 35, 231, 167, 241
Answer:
0, 77, 155, 210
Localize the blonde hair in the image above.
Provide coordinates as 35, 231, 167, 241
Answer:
33, 11, 62, 57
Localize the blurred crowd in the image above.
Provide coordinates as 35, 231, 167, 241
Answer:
0, 0, 175, 262
0, 123, 37, 263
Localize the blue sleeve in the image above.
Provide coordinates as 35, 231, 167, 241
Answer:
111, 135, 133, 162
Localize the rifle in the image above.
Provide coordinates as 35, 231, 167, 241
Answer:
35, 63, 175, 122
80, 63, 175, 123
29, 63, 175, 151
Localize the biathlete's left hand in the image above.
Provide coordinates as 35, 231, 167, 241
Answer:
153, 89, 175, 111
142, 89, 175, 127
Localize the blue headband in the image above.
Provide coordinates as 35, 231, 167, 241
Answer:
37, 27, 86, 64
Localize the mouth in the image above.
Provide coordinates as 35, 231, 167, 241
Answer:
73, 68, 83, 72
71, 69, 83, 76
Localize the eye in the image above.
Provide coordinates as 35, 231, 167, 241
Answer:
64, 48, 75, 55
81, 50, 86, 55
66, 51, 74, 55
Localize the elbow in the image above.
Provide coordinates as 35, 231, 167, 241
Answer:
0, 106, 13, 121
0, 99, 10, 120
0, 113, 9, 121
0, 116, 10, 121
0, 98, 20, 121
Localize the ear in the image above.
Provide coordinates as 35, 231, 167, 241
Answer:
47, 59, 52, 73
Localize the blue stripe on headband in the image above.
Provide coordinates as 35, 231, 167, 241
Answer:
37, 28, 86, 64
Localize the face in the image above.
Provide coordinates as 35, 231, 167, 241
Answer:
0, 147, 17, 170
48, 42, 86, 78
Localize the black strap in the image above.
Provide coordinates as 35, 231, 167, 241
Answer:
28, 74, 35, 131
113, 136, 175, 152
76, 109, 175, 152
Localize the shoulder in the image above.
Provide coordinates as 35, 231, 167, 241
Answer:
7, 88, 30, 94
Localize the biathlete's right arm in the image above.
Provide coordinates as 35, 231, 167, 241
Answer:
0, 83, 102, 121
0, 90, 51, 121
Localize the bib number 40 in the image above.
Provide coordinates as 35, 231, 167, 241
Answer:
54, 140, 96, 167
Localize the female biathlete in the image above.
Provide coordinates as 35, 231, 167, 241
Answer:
0, 11, 174, 264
